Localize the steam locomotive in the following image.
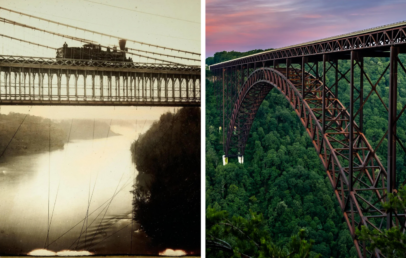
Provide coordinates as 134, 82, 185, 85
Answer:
56, 39, 132, 62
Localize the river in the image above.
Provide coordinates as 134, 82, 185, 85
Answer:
0, 124, 159, 255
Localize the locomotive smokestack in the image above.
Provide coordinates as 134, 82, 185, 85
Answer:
119, 39, 126, 51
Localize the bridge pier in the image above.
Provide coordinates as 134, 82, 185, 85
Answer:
387, 45, 400, 228
238, 156, 244, 164
222, 155, 228, 166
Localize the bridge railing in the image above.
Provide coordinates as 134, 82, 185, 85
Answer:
0, 55, 201, 73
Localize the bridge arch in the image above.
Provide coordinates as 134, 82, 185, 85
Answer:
225, 67, 388, 257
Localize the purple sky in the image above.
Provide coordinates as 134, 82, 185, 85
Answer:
206, 0, 406, 57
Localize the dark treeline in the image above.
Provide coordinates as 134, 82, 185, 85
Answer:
206, 51, 406, 257
0, 113, 66, 157
0, 113, 125, 158
130, 107, 201, 254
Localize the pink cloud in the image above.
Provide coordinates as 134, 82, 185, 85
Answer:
303, 14, 321, 19
206, 0, 406, 57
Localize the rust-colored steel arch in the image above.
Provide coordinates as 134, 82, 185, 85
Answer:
226, 67, 389, 257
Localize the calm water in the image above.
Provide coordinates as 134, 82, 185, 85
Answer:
0, 132, 156, 255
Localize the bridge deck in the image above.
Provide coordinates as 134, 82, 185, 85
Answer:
0, 55, 201, 106
210, 21, 406, 69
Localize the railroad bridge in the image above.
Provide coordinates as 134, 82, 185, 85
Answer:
0, 6, 201, 107
210, 21, 406, 257
0, 55, 200, 106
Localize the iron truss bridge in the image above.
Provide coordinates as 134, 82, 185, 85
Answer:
0, 55, 200, 106
210, 21, 406, 258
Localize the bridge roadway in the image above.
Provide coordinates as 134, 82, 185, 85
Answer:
210, 21, 406, 258
0, 55, 201, 106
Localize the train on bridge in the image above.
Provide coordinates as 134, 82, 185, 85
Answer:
56, 39, 132, 62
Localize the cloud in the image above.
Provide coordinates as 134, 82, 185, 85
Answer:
27, 249, 93, 256
206, 0, 406, 57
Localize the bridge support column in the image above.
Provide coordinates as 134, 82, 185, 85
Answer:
194, 75, 197, 101
66, 71, 70, 101
349, 51, 356, 192
108, 72, 112, 100
157, 74, 161, 102
149, 73, 152, 101
18, 68, 22, 100
301, 57, 307, 98
57, 70, 61, 101
322, 54, 327, 136
4, 70, 8, 99
28, 70, 31, 100
40, 71, 45, 100
47, 71, 52, 100
238, 156, 244, 164
31, 72, 35, 100
171, 76, 175, 103
0, 68, 2, 101
222, 68, 225, 150
126, 73, 130, 100
222, 155, 228, 166
387, 45, 399, 228
14, 72, 17, 99
0, 68, 3, 101
134, 73, 137, 101
74, 72, 78, 100
92, 73, 95, 99
23, 72, 26, 100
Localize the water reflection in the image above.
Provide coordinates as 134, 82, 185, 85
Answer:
0, 118, 157, 255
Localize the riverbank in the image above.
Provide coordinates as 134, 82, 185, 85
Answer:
0, 113, 121, 158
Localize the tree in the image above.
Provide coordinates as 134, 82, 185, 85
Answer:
131, 107, 200, 252
206, 207, 321, 258
357, 185, 406, 258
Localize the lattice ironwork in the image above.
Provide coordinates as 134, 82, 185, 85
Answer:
0, 55, 200, 73
0, 56, 200, 106
210, 22, 406, 70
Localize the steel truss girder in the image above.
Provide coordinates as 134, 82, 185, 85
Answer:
0, 55, 200, 74
0, 66, 200, 106
210, 23, 406, 70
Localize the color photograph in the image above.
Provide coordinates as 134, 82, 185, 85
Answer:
205, 1, 406, 257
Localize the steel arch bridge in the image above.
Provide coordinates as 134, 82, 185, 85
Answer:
210, 21, 406, 257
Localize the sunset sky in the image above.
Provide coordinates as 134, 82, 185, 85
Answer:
206, 0, 406, 57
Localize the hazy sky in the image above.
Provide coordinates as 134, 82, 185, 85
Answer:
206, 0, 406, 57
0, 0, 200, 65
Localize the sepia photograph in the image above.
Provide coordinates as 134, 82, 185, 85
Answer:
0, 0, 201, 256
205, 1, 406, 257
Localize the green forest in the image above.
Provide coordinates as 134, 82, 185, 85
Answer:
205, 50, 406, 257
